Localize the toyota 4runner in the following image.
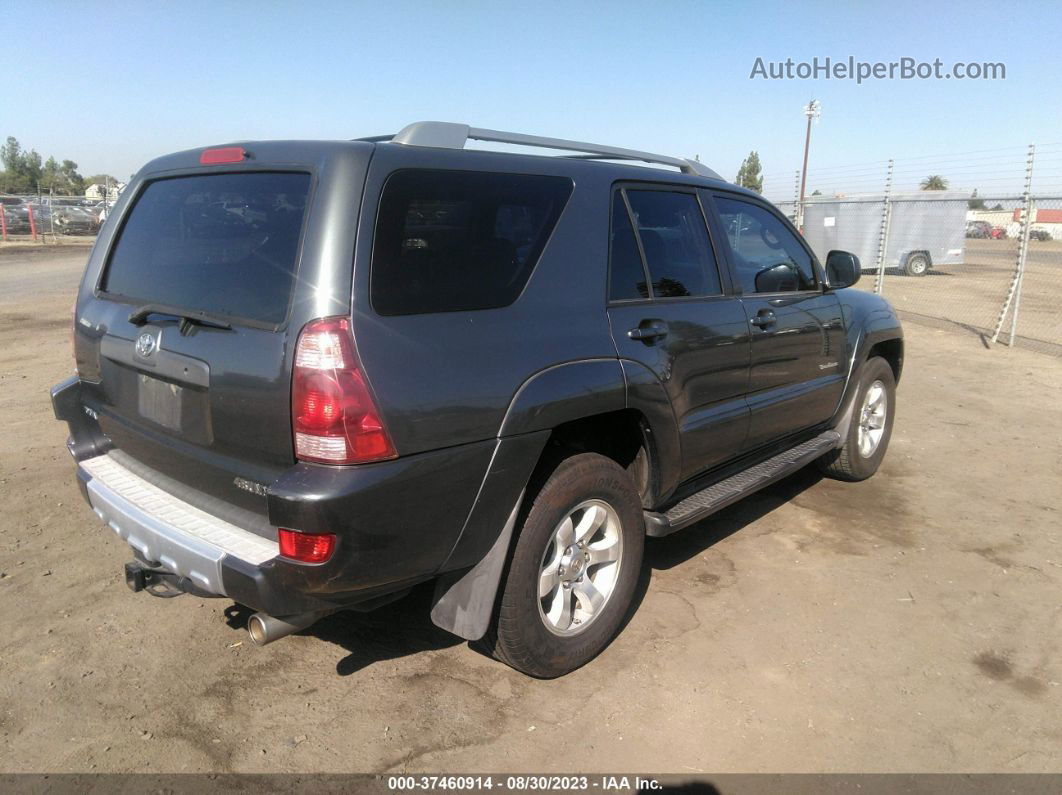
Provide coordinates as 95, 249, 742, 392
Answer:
52, 122, 902, 678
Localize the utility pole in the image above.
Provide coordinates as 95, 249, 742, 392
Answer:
798, 99, 821, 233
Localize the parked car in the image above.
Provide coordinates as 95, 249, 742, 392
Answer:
2, 204, 31, 234
1, 201, 37, 234
52, 205, 100, 235
51, 122, 903, 677
991, 226, 1008, 239
965, 220, 992, 238
1028, 227, 1052, 242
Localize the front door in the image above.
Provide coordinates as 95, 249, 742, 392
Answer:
606, 186, 751, 482
708, 192, 846, 452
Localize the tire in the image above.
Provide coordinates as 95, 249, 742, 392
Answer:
903, 252, 929, 277
484, 452, 644, 678
817, 356, 896, 482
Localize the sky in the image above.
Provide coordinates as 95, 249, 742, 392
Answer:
6, 0, 1061, 197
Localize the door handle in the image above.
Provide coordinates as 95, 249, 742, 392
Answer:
628, 320, 669, 341
750, 310, 776, 329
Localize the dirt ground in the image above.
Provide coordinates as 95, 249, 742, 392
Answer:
1, 249, 1060, 774
853, 238, 1062, 354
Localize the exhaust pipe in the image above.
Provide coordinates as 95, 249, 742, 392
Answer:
247, 610, 332, 646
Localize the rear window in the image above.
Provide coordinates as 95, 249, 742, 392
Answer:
371, 169, 572, 315
102, 172, 311, 325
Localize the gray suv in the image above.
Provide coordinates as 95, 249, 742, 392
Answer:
52, 122, 902, 677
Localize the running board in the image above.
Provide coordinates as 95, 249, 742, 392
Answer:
644, 430, 841, 537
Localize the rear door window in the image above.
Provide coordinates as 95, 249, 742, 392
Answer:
102, 172, 311, 326
371, 169, 573, 315
608, 192, 649, 301
624, 190, 721, 298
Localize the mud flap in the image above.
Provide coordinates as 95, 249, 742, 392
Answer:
429, 492, 524, 641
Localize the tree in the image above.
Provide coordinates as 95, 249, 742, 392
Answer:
0, 136, 44, 193
40, 156, 84, 195
968, 189, 986, 210
812, 189, 822, 196
735, 151, 763, 193
1, 137, 21, 173
61, 160, 84, 195
84, 173, 118, 187
920, 175, 949, 190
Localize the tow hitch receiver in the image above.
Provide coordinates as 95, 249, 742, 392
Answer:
124, 561, 206, 599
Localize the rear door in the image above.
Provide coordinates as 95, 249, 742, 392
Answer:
706, 191, 846, 452
73, 159, 351, 520
606, 185, 751, 482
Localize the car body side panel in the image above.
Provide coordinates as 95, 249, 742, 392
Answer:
829, 287, 904, 434
620, 358, 682, 503
739, 291, 848, 451
498, 359, 627, 437
265, 439, 495, 593
351, 145, 620, 457
436, 431, 552, 573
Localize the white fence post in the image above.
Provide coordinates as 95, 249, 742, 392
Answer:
874, 159, 894, 294
1008, 196, 1034, 346
991, 144, 1036, 346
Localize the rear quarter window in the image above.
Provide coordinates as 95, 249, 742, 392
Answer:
370, 169, 573, 316
101, 172, 311, 326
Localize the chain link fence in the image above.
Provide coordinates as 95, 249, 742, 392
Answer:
1, 194, 109, 244
768, 144, 1062, 356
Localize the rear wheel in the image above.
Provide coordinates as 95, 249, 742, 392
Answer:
817, 356, 896, 482
485, 452, 644, 678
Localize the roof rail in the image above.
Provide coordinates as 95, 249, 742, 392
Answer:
373, 121, 721, 180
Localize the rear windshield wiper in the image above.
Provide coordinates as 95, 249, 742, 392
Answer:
128, 303, 233, 332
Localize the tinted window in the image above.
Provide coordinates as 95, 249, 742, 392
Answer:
609, 192, 648, 300
714, 197, 817, 293
625, 191, 720, 298
371, 170, 572, 315
102, 172, 310, 325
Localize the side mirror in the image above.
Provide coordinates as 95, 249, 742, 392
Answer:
754, 263, 800, 293
825, 250, 861, 289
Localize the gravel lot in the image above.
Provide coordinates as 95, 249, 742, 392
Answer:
1, 249, 1059, 774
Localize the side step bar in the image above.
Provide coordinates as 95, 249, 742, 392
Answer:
644, 430, 841, 538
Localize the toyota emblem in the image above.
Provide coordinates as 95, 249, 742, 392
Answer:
135, 332, 158, 358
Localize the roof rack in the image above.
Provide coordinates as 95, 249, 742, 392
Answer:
363, 121, 721, 180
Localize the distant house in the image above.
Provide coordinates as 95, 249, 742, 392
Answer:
84, 182, 124, 201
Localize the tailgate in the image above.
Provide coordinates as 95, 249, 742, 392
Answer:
74, 166, 326, 518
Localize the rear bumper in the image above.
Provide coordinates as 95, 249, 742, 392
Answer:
71, 446, 477, 615
79, 454, 277, 597
51, 376, 509, 616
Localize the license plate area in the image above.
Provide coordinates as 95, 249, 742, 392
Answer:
138, 374, 183, 431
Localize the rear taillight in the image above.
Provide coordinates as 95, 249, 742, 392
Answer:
291, 317, 396, 465
278, 528, 336, 564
